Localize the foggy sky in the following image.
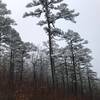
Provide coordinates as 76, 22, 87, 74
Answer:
3, 0, 100, 77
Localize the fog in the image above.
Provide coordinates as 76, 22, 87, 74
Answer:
3, 0, 100, 77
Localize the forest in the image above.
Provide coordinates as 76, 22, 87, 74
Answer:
0, 0, 100, 100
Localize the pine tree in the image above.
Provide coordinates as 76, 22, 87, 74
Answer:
0, 0, 15, 73
23, 0, 79, 87
62, 30, 96, 98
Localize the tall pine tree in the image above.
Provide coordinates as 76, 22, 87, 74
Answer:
23, 0, 79, 86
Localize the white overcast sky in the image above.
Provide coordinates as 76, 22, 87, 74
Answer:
3, 0, 100, 77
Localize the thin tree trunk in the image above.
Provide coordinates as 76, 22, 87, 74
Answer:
9, 49, 15, 100
32, 62, 36, 88
9, 49, 14, 83
65, 58, 69, 93
78, 65, 84, 96
45, 0, 55, 87
87, 67, 93, 100
20, 56, 24, 81
0, 32, 1, 67
40, 57, 43, 87
70, 41, 77, 99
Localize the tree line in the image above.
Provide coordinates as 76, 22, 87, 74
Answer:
0, 0, 100, 100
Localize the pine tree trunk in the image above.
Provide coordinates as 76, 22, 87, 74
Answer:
9, 49, 15, 100
32, 62, 36, 88
45, 0, 55, 87
20, 55, 24, 81
78, 65, 84, 96
70, 41, 77, 98
0, 32, 1, 66
9, 49, 14, 83
87, 67, 93, 100
65, 58, 69, 93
